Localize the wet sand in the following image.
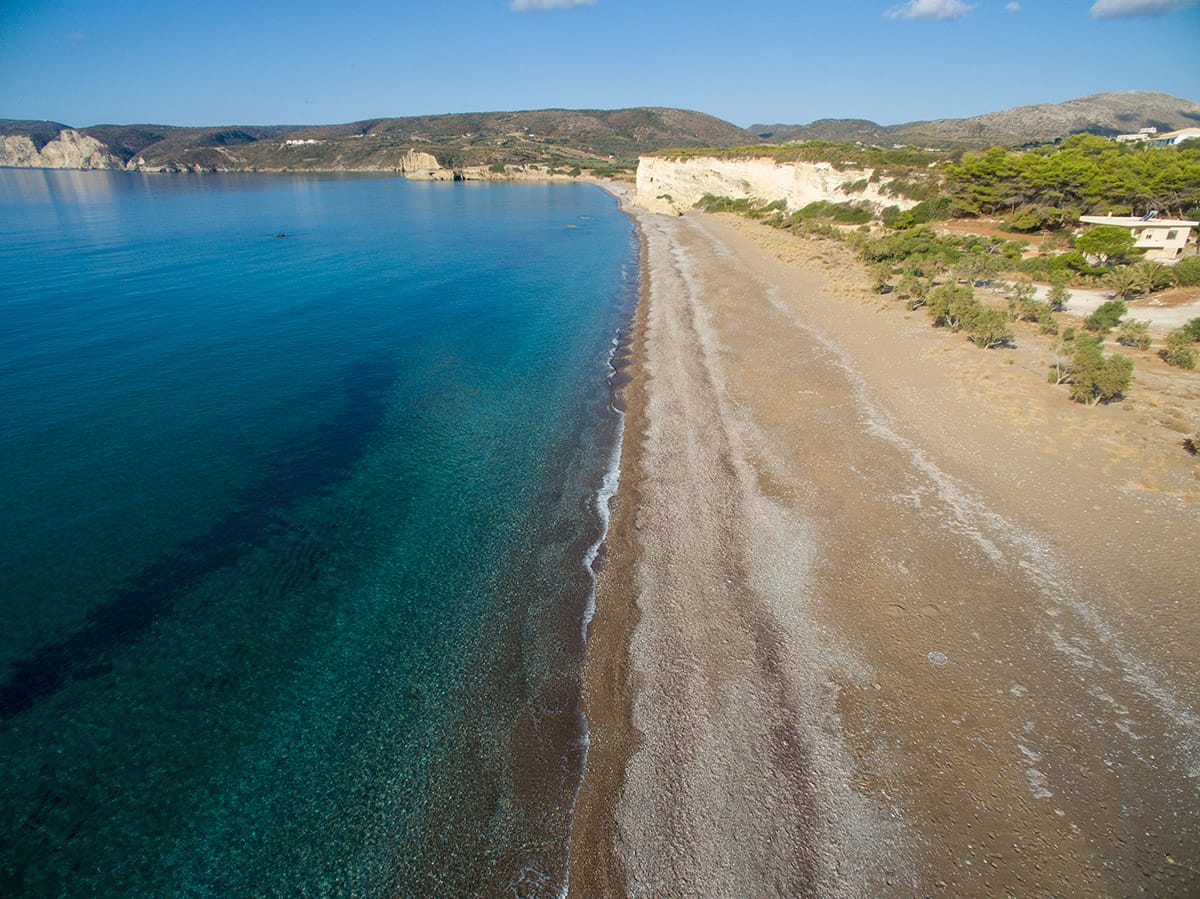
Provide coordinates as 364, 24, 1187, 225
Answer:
571, 198, 1200, 896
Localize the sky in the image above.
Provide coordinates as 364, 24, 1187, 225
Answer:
1, 0, 1198, 128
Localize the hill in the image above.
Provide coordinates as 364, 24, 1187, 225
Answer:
751, 91, 1200, 148
0, 108, 756, 174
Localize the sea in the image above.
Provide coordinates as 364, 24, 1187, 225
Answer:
0, 169, 638, 896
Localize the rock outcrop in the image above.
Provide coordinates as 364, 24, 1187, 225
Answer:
634, 155, 917, 215
397, 149, 448, 180
0, 130, 122, 170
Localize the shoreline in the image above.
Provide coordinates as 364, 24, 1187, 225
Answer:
568, 194, 1200, 895
568, 182, 647, 896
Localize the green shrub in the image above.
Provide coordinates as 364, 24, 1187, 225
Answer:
696, 194, 753, 213
1181, 317, 1200, 341
1173, 256, 1200, 287
1115, 319, 1152, 350
1084, 299, 1127, 333
896, 272, 929, 306
1162, 329, 1198, 369
795, 200, 872, 224
869, 263, 894, 293
1047, 277, 1071, 311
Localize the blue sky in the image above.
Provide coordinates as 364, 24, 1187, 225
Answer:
1, 0, 1197, 128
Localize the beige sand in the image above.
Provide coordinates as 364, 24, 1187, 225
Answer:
571, 197, 1200, 897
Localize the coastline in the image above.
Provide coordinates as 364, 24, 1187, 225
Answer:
569, 193, 1200, 895
568, 182, 647, 896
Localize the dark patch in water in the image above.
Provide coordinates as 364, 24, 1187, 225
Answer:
0, 357, 395, 723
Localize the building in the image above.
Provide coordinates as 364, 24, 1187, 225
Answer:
1078, 213, 1199, 263
1115, 127, 1158, 144
1145, 128, 1200, 148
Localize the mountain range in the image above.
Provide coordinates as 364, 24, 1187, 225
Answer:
751, 91, 1200, 148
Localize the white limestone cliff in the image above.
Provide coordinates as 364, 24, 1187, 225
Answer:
634, 155, 919, 215
0, 130, 122, 170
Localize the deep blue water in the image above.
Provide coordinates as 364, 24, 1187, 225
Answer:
0, 169, 637, 896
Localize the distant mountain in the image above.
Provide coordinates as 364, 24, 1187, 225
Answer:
0, 108, 756, 174
751, 118, 891, 145
751, 91, 1200, 148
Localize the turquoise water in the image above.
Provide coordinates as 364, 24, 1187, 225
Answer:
0, 170, 637, 895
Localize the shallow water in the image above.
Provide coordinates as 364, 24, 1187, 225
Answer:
0, 170, 636, 895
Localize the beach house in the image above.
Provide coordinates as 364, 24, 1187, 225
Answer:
1078, 213, 1199, 263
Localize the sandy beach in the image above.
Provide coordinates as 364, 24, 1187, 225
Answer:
571, 192, 1200, 896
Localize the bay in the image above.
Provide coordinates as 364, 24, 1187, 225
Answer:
0, 169, 636, 896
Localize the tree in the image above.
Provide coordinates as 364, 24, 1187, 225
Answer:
1181, 317, 1200, 342
870, 263, 894, 294
1069, 338, 1134, 405
1048, 329, 1078, 384
966, 308, 1014, 348
1074, 225, 1137, 265
897, 272, 929, 308
1005, 281, 1036, 314
953, 251, 1001, 285
1046, 275, 1071, 312
1116, 319, 1152, 350
1105, 266, 1140, 300
1162, 329, 1198, 369
1130, 260, 1175, 297
926, 283, 977, 330
1084, 299, 1127, 333
1004, 282, 1056, 334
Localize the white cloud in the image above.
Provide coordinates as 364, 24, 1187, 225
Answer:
884, 0, 975, 20
510, 0, 595, 10
1090, 0, 1199, 16
1005, 2, 1022, 11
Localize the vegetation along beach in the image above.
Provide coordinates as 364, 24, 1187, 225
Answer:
3, 0, 1200, 895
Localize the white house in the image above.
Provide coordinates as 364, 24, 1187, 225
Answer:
1145, 128, 1200, 148
1078, 214, 1199, 263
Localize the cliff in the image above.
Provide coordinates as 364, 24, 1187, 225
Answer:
0, 129, 122, 170
634, 154, 918, 215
